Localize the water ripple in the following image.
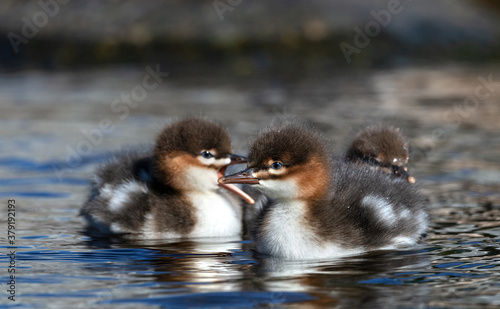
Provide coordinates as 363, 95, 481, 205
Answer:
0, 191, 70, 198
0, 177, 88, 186
106, 291, 316, 309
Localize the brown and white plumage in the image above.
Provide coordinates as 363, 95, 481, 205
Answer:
220, 119, 428, 260
80, 118, 253, 239
345, 125, 415, 183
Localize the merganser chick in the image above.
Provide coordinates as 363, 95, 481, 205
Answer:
345, 125, 415, 183
219, 119, 428, 260
80, 118, 254, 239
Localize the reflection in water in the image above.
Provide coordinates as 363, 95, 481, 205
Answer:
6, 204, 500, 308
2, 67, 500, 308
145, 238, 244, 290
87, 238, 317, 307
13, 203, 488, 309
249, 249, 432, 308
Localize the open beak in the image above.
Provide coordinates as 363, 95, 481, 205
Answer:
218, 168, 260, 185
217, 155, 256, 204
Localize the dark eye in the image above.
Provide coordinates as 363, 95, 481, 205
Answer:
392, 166, 401, 176
201, 151, 213, 159
270, 162, 283, 170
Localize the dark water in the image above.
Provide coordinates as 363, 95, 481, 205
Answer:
1, 66, 500, 308
2, 193, 500, 308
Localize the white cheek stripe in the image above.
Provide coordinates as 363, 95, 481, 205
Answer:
197, 156, 215, 165
197, 156, 231, 167
268, 167, 286, 175
217, 157, 231, 166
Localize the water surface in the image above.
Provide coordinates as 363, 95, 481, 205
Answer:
1, 65, 499, 308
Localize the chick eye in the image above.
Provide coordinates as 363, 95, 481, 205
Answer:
201, 151, 213, 159
270, 162, 283, 170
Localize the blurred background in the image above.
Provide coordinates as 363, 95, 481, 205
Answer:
1, 0, 500, 206
1, 2, 500, 308
1, 0, 500, 73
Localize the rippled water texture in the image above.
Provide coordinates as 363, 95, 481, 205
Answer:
1, 66, 499, 308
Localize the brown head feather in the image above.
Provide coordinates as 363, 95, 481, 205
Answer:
346, 125, 410, 166
154, 118, 232, 159
247, 118, 332, 200
248, 119, 330, 171
153, 118, 233, 186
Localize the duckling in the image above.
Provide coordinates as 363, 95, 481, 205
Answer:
219, 119, 428, 260
80, 118, 254, 239
345, 125, 415, 183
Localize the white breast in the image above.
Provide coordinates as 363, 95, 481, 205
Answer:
139, 190, 242, 239
187, 190, 242, 238
257, 200, 364, 260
